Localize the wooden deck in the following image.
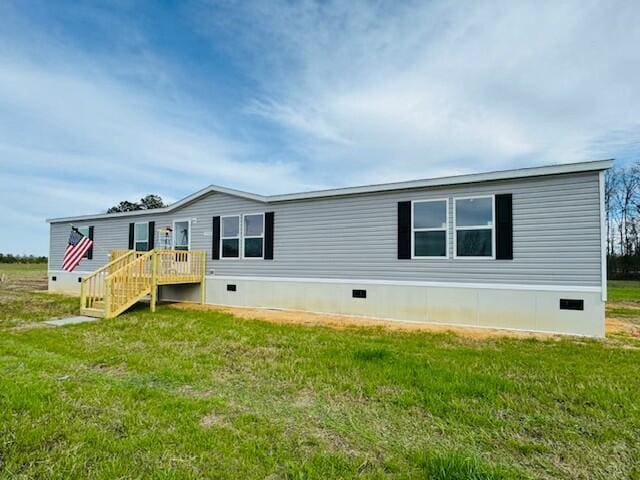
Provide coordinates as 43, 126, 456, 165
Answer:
80, 249, 206, 318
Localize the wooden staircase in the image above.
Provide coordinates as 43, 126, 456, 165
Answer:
80, 249, 206, 318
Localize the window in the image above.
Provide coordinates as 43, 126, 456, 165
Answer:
243, 213, 264, 258
221, 216, 240, 258
77, 226, 90, 257
134, 222, 148, 251
412, 199, 448, 258
173, 220, 190, 251
454, 196, 494, 258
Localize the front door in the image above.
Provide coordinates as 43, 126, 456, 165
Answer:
173, 220, 190, 251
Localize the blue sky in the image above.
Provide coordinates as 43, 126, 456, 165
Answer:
1, 0, 639, 255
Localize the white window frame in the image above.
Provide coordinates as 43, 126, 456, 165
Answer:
220, 215, 240, 259
453, 194, 495, 260
242, 212, 265, 260
411, 198, 449, 259
172, 219, 191, 251
133, 221, 149, 252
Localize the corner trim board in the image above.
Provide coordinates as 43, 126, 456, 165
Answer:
599, 170, 607, 302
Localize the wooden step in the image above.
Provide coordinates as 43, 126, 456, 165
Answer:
80, 307, 105, 318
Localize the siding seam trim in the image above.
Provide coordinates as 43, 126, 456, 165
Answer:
205, 276, 601, 293
48, 270, 93, 274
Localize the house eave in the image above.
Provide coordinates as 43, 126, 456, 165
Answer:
268, 159, 614, 202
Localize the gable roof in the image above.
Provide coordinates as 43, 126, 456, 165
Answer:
47, 159, 613, 223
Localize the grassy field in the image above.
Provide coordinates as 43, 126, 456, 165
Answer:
1, 264, 639, 479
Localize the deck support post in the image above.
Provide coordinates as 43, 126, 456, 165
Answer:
105, 278, 111, 318
80, 278, 86, 311
150, 249, 157, 313
200, 252, 206, 305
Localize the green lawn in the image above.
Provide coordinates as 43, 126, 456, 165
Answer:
608, 280, 640, 303
1, 264, 639, 479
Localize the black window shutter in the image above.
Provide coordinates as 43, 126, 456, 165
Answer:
398, 201, 411, 259
264, 211, 274, 260
495, 194, 513, 260
87, 226, 94, 259
212, 216, 220, 260
128, 223, 135, 250
148, 221, 155, 251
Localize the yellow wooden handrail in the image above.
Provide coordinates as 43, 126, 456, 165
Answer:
80, 250, 136, 311
155, 250, 206, 283
105, 250, 154, 318
81, 249, 206, 317
98, 250, 136, 276
110, 249, 147, 263
109, 249, 131, 262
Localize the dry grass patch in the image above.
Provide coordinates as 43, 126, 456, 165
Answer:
199, 411, 229, 429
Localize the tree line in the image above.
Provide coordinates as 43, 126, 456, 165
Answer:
0, 253, 47, 264
606, 162, 640, 279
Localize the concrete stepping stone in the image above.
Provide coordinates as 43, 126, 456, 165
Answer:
44, 316, 98, 326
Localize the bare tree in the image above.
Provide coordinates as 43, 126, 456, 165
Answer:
605, 167, 620, 255
618, 164, 640, 255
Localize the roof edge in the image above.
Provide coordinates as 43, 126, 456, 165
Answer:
269, 159, 614, 202
47, 159, 613, 223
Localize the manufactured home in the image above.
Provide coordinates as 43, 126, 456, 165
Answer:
47, 159, 611, 337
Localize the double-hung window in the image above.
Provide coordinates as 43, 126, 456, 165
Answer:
243, 213, 264, 258
454, 196, 494, 258
412, 199, 448, 258
134, 222, 149, 251
221, 216, 240, 258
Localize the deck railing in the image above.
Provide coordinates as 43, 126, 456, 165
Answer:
156, 250, 206, 284
81, 250, 136, 311
106, 250, 155, 318
81, 248, 206, 318
110, 249, 146, 264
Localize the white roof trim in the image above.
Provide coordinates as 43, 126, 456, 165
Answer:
47, 159, 613, 223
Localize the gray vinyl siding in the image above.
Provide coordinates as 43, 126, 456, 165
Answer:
49, 171, 603, 287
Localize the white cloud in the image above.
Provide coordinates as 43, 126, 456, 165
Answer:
0, 7, 308, 254
194, 0, 640, 184
2, 0, 640, 254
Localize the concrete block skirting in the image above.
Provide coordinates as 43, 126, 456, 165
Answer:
49, 271, 605, 337
197, 276, 604, 337
48, 270, 92, 296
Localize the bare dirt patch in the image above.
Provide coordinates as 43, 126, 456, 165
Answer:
169, 302, 555, 339
171, 301, 640, 341
0, 274, 47, 292
606, 318, 640, 338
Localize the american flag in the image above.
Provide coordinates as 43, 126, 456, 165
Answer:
62, 227, 93, 272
